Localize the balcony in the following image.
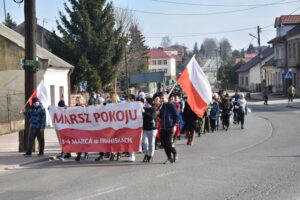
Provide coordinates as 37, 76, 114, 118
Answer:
275, 59, 285, 67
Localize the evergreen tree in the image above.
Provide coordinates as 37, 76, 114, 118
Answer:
47, 0, 126, 92
246, 44, 255, 53
3, 13, 17, 29
161, 35, 171, 48
127, 24, 148, 73
199, 44, 205, 57
193, 42, 199, 55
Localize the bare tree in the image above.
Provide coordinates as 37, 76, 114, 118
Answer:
114, 7, 137, 34
219, 38, 232, 64
161, 35, 171, 48
202, 38, 218, 58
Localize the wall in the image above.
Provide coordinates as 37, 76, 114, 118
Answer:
43, 68, 70, 106
148, 58, 176, 78
277, 25, 295, 37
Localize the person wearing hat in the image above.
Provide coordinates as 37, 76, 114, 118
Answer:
23, 97, 46, 156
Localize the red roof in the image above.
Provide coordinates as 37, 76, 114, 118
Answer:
147, 48, 172, 59
171, 54, 183, 62
275, 15, 300, 27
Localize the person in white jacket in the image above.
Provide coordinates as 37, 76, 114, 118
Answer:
236, 93, 247, 129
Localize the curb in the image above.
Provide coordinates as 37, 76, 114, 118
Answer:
1, 155, 55, 171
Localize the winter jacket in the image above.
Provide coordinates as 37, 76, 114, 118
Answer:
209, 101, 219, 120
221, 101, 233, 116
159, 102, 179, 129
143, 107, 157, 130
24, 105, 46, 129
236, 99, 247, 114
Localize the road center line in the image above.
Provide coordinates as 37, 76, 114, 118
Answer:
77, 186, 126, 200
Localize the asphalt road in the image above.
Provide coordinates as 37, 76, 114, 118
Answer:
0, 101, 300, 200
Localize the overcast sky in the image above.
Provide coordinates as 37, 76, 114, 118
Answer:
1, 0, 299, 50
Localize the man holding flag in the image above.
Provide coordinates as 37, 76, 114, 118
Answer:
22, 97, 46, 156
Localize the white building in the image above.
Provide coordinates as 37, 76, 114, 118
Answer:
236, 47, 274, 92
0, 24, 74, 122
147, 48, 177, 80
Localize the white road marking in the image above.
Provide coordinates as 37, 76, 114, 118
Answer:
77, 186, 126, 200
157, 171, 176, 178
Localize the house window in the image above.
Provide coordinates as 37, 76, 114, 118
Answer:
293, 43, 296, 59
158, 60, 162, 65
50, 85, 55, 106
59, 86, 64, 99
241, 76, 244, 85
164, 69, 167, 74
163, 60, 167, 65
289, 43, 292, 59
152, 60, 157, 65
245, 77, 248, 86
298, 41, 300, 62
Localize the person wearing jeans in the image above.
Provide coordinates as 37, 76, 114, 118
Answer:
159, 93, 179, 164
142, 97, 157, 162
23, 97, 46, 156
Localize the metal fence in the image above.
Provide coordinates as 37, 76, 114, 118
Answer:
0, 93, 24, 123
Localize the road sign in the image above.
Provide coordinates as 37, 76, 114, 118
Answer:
284, 71, 293, 80
129, 72, 165, 84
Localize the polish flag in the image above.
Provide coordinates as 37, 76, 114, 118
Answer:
178, 56, 212, 117
27, 80, 50, 108
27, 80, 51, 125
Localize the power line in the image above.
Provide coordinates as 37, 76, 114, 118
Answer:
261, 5, 300, 29
147, 27, 257, 38
115, 0, 299, 16
151, 0, 296, 8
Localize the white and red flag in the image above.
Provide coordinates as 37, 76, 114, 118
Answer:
26, 80, 51, 125
178, 56, 212, 117
27, 80, 50, 108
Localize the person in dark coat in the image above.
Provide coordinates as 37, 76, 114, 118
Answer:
220, 94, 233, 130
182, 100, 198, 145
159, 92, 179, 164
23, 97, 46, 156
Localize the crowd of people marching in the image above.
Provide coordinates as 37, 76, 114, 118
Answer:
23, 88, 248, 164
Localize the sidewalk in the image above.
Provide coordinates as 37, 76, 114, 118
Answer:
248, 92, 300, 109
0, 128, 60, 171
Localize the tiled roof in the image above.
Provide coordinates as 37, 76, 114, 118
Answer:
275, 15, 300, 27
147, 48, 173, 59
268, 36, 285, 44
0, 24, 73, 69
171, 54, 182, 62
236, 47, 274, 72
285, 24, 300, 37
263, 57, 275, 67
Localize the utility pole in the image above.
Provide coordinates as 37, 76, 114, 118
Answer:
249, 26, 263, 90
257, 26, 263, 88
19, 0, 37, 152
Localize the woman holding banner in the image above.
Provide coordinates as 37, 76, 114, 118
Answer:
75, 96, 89, 161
